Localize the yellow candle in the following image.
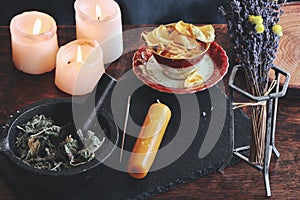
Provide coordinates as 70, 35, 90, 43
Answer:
10, 11, 58, 74
128, 101, 171, 179
74, 0, 123, 64
55, 39, 104, 95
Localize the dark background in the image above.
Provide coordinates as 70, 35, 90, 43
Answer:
0, 0, 298, 26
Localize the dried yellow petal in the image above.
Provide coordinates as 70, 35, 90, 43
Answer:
141, 25, 172, 47
191, 24, 215, 43
170, 31, 198, 49
153, 25, 172, 45
255, 24, 265, 33
142, 20, 214, 59
175, 20, 193, 37
141, 31, 160, 46
249, 15, 263, 25
272, 24, 283, 37
184, 70, 204, 87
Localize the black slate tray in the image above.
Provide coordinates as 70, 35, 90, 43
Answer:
0, 71, 250, 200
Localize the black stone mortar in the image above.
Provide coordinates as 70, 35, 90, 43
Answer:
0, 74, 119, 191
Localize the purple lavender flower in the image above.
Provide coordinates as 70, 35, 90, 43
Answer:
219, 0, 286, 95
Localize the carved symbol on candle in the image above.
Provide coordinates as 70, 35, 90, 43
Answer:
96, 4, 102, 20
32, 18, 42, 35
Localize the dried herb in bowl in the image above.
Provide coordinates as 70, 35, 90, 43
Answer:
15, 114, 105, 171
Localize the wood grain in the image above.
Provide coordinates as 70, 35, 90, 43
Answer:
0, 24, 299, 200
273, 2, 300, 89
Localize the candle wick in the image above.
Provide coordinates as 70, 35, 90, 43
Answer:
96, 4, 102, 21
157, 99, 161, 104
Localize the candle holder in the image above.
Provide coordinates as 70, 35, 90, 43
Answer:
10, 11, 58, 74
74, 0, 123, 64
219, 64, 290, 197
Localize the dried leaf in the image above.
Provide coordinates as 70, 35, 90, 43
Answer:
15, 115, 105, 171
27, 137, 40, 157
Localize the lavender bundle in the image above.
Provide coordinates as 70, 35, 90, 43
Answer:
220, 0, 286, 164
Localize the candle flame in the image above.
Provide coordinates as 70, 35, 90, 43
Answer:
32, 18, 42, 35
76, 45, 83, 62
96, 4, 102, 20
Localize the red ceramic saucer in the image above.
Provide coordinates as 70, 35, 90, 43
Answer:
132, 42, 229, 94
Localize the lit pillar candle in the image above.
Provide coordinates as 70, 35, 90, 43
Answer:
128, 101, 172, 179
74, 0, 123, 64
10, 11, 58, 74
55, 39, 104, 95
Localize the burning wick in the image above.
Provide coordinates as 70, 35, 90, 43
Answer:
67, 45, 83, 64
96, 4, 102, 20
32, 18, 42, 35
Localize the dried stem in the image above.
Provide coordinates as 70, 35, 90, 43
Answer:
220, 0, 285, 165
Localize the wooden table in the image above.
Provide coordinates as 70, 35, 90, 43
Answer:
274, 2, 300, 89
0, 23, 299, 199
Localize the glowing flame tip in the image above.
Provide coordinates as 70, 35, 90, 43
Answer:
33, 18, 42, 35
